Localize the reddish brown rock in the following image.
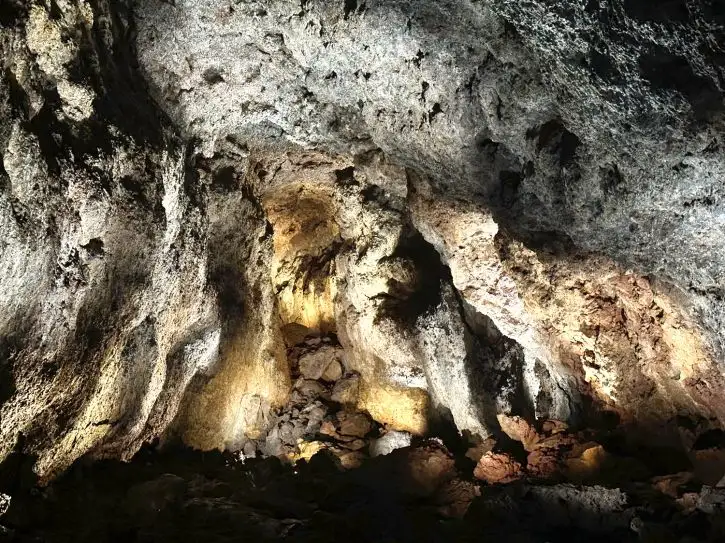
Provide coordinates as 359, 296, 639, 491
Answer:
473, 452, 524, 484
497, 414, 541, 451
652, 472, 693, 498
404, 443, 457, 496
564, 444, 609, 482
542, 420, 569, 435
526, 448, 561, 479
530, 431, 577, 451
337, 411, 373, 438
677, 492, 700, 514
319, 420, 338, 438
435, 479, 481, 518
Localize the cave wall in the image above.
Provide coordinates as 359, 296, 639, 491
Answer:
134, 0, 725, 427
0, 0, 724, 480
134, 0, 725, 356
0, 0, 228, 479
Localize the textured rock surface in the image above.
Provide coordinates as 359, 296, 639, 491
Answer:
134, 0, 725, 424
1, 0, 725, 483
0, 0, 203, 479
134, 0, 725, 354
136, 0, 725, 422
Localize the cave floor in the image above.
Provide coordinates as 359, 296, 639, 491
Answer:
1, 435, 725, 543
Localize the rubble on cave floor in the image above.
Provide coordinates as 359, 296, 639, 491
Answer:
471, 413, 725, 493
239, 333, 412, 470
1, 434, 725, 543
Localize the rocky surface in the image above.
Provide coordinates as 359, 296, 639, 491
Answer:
1, 0, 201, 479
132, 0, 725, 437
134, 0, 725, 354
2, 440, 725, 542
1, 3, 725, 537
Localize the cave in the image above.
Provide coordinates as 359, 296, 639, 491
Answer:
2, 0, 725, 541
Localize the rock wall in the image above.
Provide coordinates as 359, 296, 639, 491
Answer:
134, 0, 725, 434
1, 0, 724, 480
0, 0, 202, 479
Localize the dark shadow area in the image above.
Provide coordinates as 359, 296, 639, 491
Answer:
638, 46, 724, 121
80, 0, 169, 147
0, 337, 19, 408
0, 0, 27, 27
589, 48, 622, 82
464, 128, 584, 258
2, 438, 725, 542
623, 0, 690, 23
459, 300, 532, 421
0, 435, 38, 499
695, 429, 725, 451
378, 229, 448, 325
533, 120, 581, 168
0, 442, 464, 543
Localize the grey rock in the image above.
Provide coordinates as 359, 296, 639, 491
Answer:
473, 484, 634, 534
298, 346, 344, 381
263, 428, 285, 458
278, 422, 296, 445
304, 405, 327, 433
294, 379, 328, 400
331, 374, 361, 405
242, 440, 258, 459
370, 431, 413, 457
697, 486, 725, 515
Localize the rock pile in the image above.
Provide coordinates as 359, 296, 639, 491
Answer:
472, 413, 725, 497
3, 439, 725, 542
239, 335, 409, 469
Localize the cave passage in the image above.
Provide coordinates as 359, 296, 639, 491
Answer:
2, 0, 725, 541
3, 151, 725, 543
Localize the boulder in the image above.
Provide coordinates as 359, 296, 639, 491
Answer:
474, 452, 525, 485
298, 346, 344, 381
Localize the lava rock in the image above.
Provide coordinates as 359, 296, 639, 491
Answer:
293, 379, 329, 401
298, 346, 344, 381
336, 411, 374, 438
474, 452, 525, 485
321, 359, 343, 382
330, 374, 361, 405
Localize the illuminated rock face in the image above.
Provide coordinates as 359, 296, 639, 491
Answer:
1, 0, 725, 480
